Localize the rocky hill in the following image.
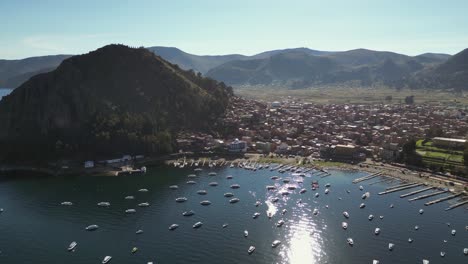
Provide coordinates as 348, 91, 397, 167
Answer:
0, 45, 232, 161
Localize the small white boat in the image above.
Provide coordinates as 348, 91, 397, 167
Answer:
169, 185, 178, 190
255, 201, 261, 207
375, 228, 380, 235
313, 208, 319, 215
229, 198, 240, 204
222, 223, 228, 228
360, 203, 366, 209
373, 260, 379, 264
226, 175, 233, 179
423, 260, 429, 264
271, 176, 279, 180
315, 193, 320, 198
244, 230, 249, 237
182, 210, 195, 216
368, 214, 374, 221
266, 185, 277, 190
125, 196, 134, 200
61, 201, 73, 206
300, 188, 307, 194
342, 222, 348, 230
136, 229, 143, 234
347, 238, 354, 246
325, 183, 331, 187
194, 168, 202, 172
248, 246, 256, 254
408, 238, 413, 243
281, 191, 290, 196
68, 241, 77, 251
464, 248, 468, 255
175, 197, 187, 203
415, 225, 419, 230
187, 174, 197, 178
346, 190, 351, 193
272, 240, 281, 248
390, 204, 394, 208
362, 192, 370, 199
200, 200, 211, 206
193, 222, 203, 228
282, 209, 287, 215
169, 224, 179, 230
197, 190, 207, 195
451, 229, 456, 235
208, 172, 217, 176
343, 211, 350, 218
102, 256, 112, 264
138, 188, 148, 192
224, 192, 234, 197
271, 197, 279, 203
125, 209, 136, 214
379, 215, 384, 219
209, 182, 218, 186
230, 184, 240, 189
97, 202, 110, 207
388, 243, 395, 251
138, 202, 150, 207
359, 186, 364, 191
440, 251, 445, 257
276, 220, 285, 227
419, 209, 424, 214
253, 212, 261, 219
324, 188, 330, 194
287, 186, 296, 190
283, 179, 290, 183
186, 181, 196, 185
85, 224, 99, 231
131, 247, 138, 254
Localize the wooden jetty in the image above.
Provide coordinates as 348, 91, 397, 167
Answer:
408, 190, 448, 202
444, 199, 468, 211
400, 187, 434, 198
378, 183, 424, 195
352, 172, 382, 183
369, 176, 394, 185
385, 182, 416, 191
424, 193, 463, 206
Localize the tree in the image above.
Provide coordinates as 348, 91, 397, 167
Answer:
405, 95, 415, 104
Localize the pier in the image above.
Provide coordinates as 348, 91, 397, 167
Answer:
424, 193, 463, 206
378, 183, 424, 195
444, 199, 468, 211
385, 182, 416, 190
400, 187, 434, 198
352, 172, 382, 183
408, 190, 448, 201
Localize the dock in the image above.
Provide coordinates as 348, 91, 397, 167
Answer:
385, 182, 415, 190
444, 199, 468, 211
408, 190, 448, 202
378, 183, 424, 195
424, 193, 463, 206
352, 172, 382, 183
400, 187, 434, 198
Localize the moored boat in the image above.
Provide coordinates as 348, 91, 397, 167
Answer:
85, 224, 99, 231
67, 241, 77, 251
342, 222, 348, 230
175, 197, 187, 203
102, 256, 112, 264
229, 198, 240, 204
248, 246, 255, 254
200, 200, 211, 205
272, 240, 281, 248
182, 210, 195, 216
193, 222, 203, 228
169, 224, 179, 230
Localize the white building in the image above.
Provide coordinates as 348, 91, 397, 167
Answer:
228, 139, 247, 153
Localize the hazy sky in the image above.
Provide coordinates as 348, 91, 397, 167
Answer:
1, 0, 467, 59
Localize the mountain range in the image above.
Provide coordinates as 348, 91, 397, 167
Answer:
2, 46, 466, 90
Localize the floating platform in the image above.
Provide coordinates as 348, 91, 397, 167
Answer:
400, 187, 434, 198
424, 193, 463, 206
378, 183, 424, 195
444, 199, 468, 211
408, 190, 448, 202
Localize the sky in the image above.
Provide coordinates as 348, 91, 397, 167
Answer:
1, 0, 468, 59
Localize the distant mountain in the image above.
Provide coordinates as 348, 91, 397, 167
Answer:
148, 46, 246, 74
0, 55, 71, 87
250, 47, 330, 60
414, 53, 451, 65
0, 45, 232, 161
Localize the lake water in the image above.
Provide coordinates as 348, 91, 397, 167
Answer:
0, 88, 12, 100
0, 166, 466, 264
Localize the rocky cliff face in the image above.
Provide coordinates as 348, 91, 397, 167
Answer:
0, 45, 232, 160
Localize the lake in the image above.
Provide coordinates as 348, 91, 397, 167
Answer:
0, 88, 12, 100
0, 166, 466, 263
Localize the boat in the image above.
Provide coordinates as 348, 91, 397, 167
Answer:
255, 201, 261, 207
373, 260, 379, 264
67, 241, 77, 251
182, 210, 195, 216
186, 181, 196, 185
325, 183, 331, 187
423, 260, 429, 264
102, 256, 112, 264
197, 190, 208, 195
61, 201, 73, 206
229, 198, 240, 204
244, 230, 248, 237
226, 175, 233, 179
362, 192, 370, 199
281, 191, 290, 196
253, 212, 260, 219
343, 211, 350, 218
415, 225, 419, 230
419, 209, 424, 214
222, 224, 228, 228
464, 248, 468, 255
359, 186, 364, 191
346, 190, 351, 194
390, 204, 394, 208
440, 251, 445, 257
230, 184, 240, 189
325, 205, 329, 209
271, 176, 279, 180
208, 172, 217, 176
138, 188, 148, 192
368, 214, 374, 221
324, 188, 330, 194
375, 228, 380, 235
194, 168, 202, 172
224, 193, 234, 197
131, 247, 138, 254
379, 215, 384, 219
85, 224, 99, 231
342, 222, 348, 230
272, 197, 279, 203
282, 209, 287, 215
97, 202, 111, 207
200, 200, 211, 206
300, 188, 307, 194
125, 196, 134, 200
272, 240, 281, 248
169, 224, 179, 231
209, 182, 218, 186
313, 208, 319, 215
315, 193, 320, 198
388, 243, 395, 251
287, 186, 296, 190
276, 220, 285, 227
125, 209, 136, 214
408, 238, 413, 243
347, 238, 354, 246
187, 174, 197, 178
138, 202, 150, 207
360, 203, 365, 209
136, 229, 143, 234
283, 179, 290, 183
451, 229, 456, 235
267, 212, 273, 219
169, 185, 178, 190
248, 246, 256, 254
193, 222, 203, 228
175, 197, 188, 203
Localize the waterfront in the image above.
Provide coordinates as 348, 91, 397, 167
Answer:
0, 166, 466, 263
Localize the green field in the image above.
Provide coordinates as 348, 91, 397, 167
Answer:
415, 139, 465, 170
